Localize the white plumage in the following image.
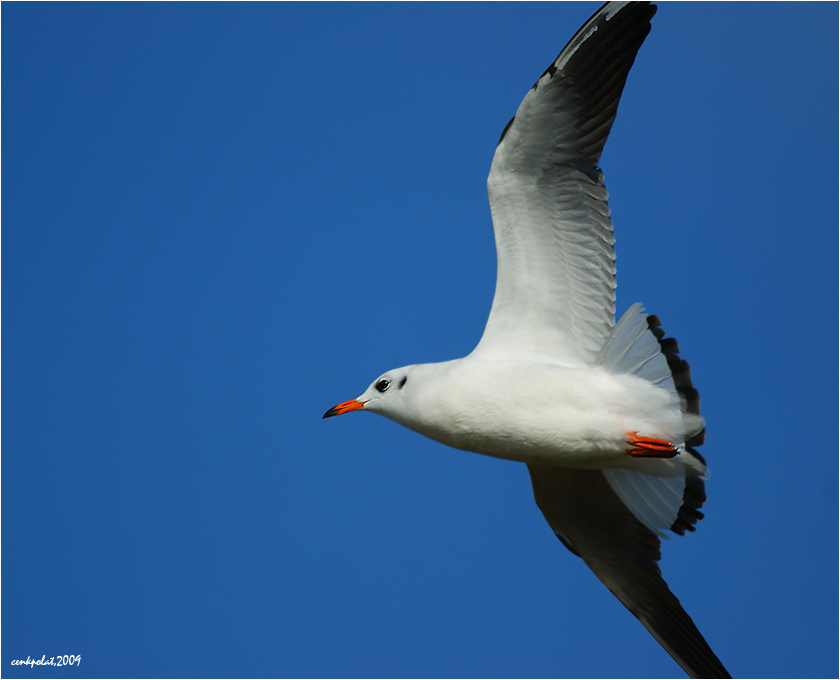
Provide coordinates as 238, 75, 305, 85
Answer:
324, 3, 728, 678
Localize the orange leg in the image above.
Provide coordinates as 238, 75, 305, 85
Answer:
625, 431, 679, 458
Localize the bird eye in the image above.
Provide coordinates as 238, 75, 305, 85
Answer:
375, 378, 390, 393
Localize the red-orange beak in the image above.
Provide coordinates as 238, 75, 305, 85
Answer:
322, 398, 366, 419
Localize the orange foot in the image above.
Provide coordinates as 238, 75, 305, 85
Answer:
626, 431, 679, 458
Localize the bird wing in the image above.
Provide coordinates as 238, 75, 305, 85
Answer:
527, 465, 730, 679
474, 2, 656, 366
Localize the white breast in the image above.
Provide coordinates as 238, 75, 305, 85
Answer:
395, 359, 686, 468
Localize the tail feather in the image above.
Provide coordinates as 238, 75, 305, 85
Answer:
595, 302, 672, 386
598, 303, 709, 538
647, 314, 704, 446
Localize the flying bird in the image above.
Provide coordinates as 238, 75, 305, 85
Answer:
324, 3, 729, 678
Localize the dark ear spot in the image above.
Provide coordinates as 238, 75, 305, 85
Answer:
398, 376, 407, 389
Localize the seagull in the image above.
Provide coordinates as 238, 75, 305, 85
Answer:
324, 3, 729, 678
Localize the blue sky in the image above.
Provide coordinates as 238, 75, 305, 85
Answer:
3, 2, 837, 678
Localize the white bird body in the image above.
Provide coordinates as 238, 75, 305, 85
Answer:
324, 3, 729, 677
362, 359, 700, 471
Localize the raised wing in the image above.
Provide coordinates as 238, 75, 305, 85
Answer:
527, 465, 730, 679
474, 2, 656, 366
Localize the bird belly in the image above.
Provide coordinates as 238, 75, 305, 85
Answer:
421, 410, 632, 468
404, 362, 686, 469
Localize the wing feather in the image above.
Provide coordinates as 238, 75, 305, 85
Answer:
474, 2, 656, 365
527, 465, 730, 679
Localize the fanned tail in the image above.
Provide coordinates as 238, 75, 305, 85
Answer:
597, 303, 708, 538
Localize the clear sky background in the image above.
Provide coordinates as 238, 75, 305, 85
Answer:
3, 2, 837, 678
